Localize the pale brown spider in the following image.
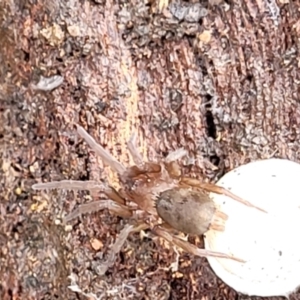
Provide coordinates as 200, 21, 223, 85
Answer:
32, 125, 266, 271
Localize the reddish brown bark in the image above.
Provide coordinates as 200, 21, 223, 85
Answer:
1, 0, 299, 299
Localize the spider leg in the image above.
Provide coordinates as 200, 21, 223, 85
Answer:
32, 180, 104, 191
64, 200, 132, 222
32, 181, 131, 221
165, 148, 187, 163
76, 125, 126, 175
101, 186, 126, 205
97, 222, 150, 275
32, 180, 125, 205
97, 224, 134, 275
161, 148, 187, 179
153, 226, 246, 263
181, 177, 267, 213
127, 132, 144, 167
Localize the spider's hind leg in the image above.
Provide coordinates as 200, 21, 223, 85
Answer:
181, 177, 267, 213
152, 226, 246, 262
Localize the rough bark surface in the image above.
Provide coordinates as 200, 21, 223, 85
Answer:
1, 0, 300, 299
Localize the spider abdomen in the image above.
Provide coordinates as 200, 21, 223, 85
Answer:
156, 187, 216, 236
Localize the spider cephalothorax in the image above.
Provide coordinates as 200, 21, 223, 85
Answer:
32, 125, 266, 270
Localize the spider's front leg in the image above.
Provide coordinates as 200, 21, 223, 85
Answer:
64, 200, 133, 222
76, 125, 126, 175
32, 180, 131, 221
152, 226, 246, 263
33, 180, 125, 205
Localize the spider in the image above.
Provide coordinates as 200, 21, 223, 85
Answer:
32, 125, 266, 271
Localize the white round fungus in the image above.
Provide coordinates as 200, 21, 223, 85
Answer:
204, 158, 300, 297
